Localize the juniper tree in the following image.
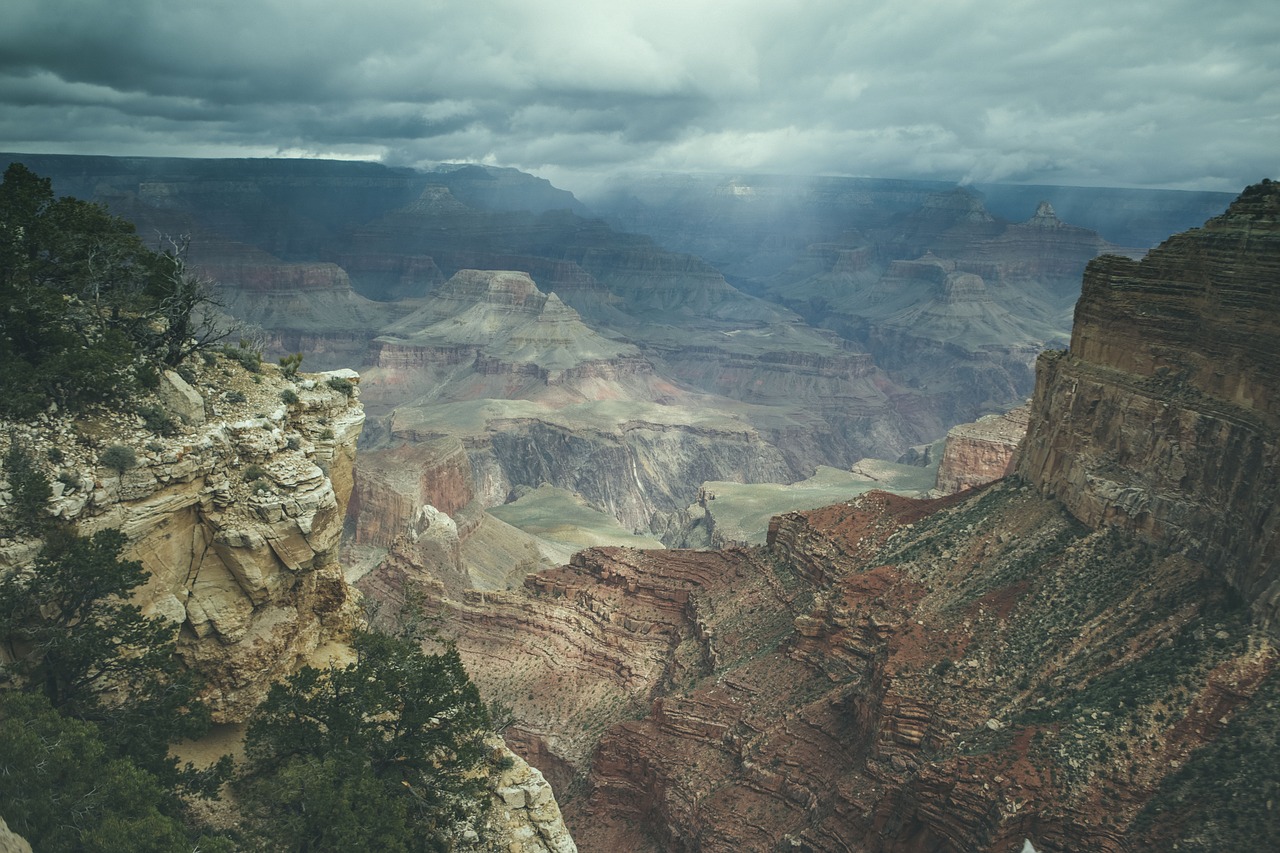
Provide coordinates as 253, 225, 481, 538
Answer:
238, 629, 492, 852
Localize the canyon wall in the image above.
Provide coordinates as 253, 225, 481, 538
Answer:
1019, 179, 1280, 626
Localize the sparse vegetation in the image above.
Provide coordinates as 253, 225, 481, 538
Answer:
278, 351, 304, 378
327, 375, 355, 397
220, 339, 263, 373
99, 443, 138, 473
1134, 669, 1280, 850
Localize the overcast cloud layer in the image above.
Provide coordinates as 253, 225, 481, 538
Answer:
2, 0, 1276, 195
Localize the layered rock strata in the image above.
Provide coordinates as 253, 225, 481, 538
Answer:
565, 487, 1275, 852
933, 403, 1031, 495
359, 269, 798, 534
0, 360, 365, 720
361, 185, 1280, 852
1019, 180, 1280, 626
359, 541, 779, 786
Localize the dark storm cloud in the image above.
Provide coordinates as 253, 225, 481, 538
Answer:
2, 0, 1276, 194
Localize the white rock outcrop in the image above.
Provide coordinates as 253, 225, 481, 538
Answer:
483, 740, 578, 853
0, 361, 364, 721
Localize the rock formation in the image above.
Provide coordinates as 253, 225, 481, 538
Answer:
482, 740, 579, 853
0, 357, 365, 720
0, 817, 31, 853
933, 403, 1031, 495
0, 353, 584, 850
358, 269, 799, 537
1019, 179, 1280, 627
358, 182, 1279, 852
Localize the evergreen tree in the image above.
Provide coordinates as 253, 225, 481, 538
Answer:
0, 524, 228, 795
238, 630, 492, 852
0, 163, 227, 417
0, 691, 233, 853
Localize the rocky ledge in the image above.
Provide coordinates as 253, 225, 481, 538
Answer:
0, 357, 365, 720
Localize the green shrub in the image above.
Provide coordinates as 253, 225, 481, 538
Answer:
137, 403, 177, 436
326, 376, 354, 397
100, 444, 137, 473
225, 390, 247, 404
278, 352, 304, 378
243, 464, 269, 482
220, 341, 262, 373
281, 388, 299, 405
3, 446, 52, 535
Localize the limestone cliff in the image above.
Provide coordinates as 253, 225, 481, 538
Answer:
0, 817, 31, 853
0, 357, 365, 721
482, 740, 579, 853
1019, 179, 1280, 627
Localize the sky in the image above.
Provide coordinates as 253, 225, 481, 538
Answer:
2, 0, 1277, 197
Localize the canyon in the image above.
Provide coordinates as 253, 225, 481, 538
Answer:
356, 181, 1280, 851
1, 154, 1233, 560
0, 357, 580, 852
2, 152, 1270, 850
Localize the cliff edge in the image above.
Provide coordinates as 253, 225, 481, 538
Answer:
0, 355, 365, 720
1019, 179, 1280, 627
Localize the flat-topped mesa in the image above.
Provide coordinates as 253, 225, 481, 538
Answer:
375, 270, 637, 370
1019, 179, 1280, 626
431, 268, 547, 311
